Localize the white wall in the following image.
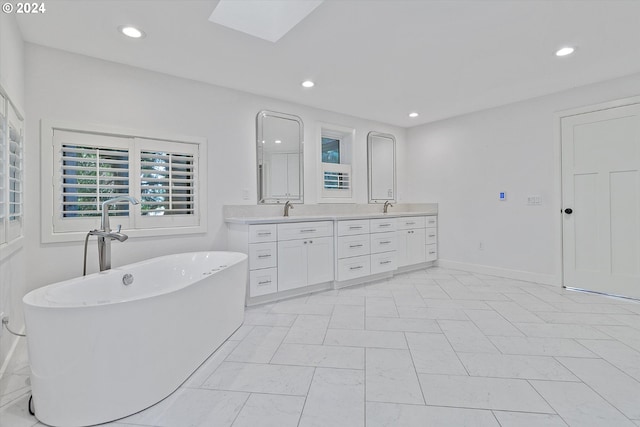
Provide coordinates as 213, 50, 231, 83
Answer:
0, 13, 25, 370
406, 72, 640, 284
24, 43, 406, 291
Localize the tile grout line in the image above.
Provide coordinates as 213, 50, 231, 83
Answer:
403, 331, 427, 406
295, 366, 317, 427
552, 356, 640, 422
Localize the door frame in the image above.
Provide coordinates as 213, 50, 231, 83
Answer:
556, 95, 640, 288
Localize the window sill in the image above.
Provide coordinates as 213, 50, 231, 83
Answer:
42, 224, 207, 244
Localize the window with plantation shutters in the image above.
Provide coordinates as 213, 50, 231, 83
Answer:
0, 92, 6, 245
0, 87, 24, 247
135, 138, 199, 229
48, 128, 204, 239
61, 145, 130, 218
318, 124, 354, 202
140, 151, 194, 216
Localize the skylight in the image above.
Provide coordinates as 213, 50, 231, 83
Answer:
209, 0, 324, 43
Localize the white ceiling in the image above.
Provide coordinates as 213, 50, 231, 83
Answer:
16, 0, 640, 128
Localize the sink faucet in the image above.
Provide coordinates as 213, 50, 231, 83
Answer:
93, 196, 140, 271
383, 201, 393, 214
284, 200, 294, 217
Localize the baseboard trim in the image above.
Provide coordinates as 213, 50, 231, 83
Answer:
437, 259, 561, 287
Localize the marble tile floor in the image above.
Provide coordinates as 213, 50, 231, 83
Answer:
2, 267, 640, 426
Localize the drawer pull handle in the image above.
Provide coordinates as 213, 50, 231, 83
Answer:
257, 280, 272, 285
406, 222, 415, 225
349, 226, 363, 230
379, 223, 391, 227
428, 234, 436, 237
349, 244, 363, 248
349, 266, 363, 270
257, 232, 272, 236
380, 241, 391, 244
380, 260, 392, 265
301, 229, 317, 233
257, 254, 272, 259
429, 251, 436, 254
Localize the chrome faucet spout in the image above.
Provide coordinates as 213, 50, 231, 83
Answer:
383, 201, 393, 214
284, 200, 294, 217
93, 196, 140, 272
101, 196, 140, 232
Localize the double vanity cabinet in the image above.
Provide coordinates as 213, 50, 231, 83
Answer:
227, 213, 437, 305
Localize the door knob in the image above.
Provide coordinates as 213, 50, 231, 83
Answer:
564, 208, 573, 214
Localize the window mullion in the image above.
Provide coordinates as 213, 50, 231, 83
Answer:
131, 141, 141, 228
168, 153, 173, 213
96, 149, 101, 214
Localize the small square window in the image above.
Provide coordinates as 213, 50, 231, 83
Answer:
321, 137, 340, 164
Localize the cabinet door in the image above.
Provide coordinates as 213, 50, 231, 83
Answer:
278, 239, 307, 291
396, 230, 409, 267
407, 228, 426, 265
307, 236, 334, 285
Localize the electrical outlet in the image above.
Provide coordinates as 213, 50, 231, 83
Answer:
479, 241, 484, 251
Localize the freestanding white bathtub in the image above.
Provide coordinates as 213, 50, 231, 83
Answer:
23, 251, 247, 427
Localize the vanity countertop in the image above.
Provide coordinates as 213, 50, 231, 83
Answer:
225, 211, 437, 224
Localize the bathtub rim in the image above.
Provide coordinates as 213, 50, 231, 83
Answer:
23, 251, 248, 309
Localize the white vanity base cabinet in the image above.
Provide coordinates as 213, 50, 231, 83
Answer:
228, 221, 334, 306
227, 214, 437, 304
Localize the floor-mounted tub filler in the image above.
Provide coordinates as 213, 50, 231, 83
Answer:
23, 251, 248, 427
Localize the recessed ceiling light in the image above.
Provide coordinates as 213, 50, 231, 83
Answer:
119, 26, 145, 39
409, 112, 419, 118
275, 140, 282, 144
555, 46, 575, 57
302, 80, 315, 88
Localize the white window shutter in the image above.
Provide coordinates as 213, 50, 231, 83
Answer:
321, 163, 352, 198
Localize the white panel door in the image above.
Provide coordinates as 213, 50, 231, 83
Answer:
277, 239, 307, 291
306, 236, 334, 285
562, 103, 640, 298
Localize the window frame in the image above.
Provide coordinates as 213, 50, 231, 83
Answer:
41, 120, 207, 243
317, 123, 355, 203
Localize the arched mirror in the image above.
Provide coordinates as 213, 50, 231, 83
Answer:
257, 110, 304, 204
367, 131, 396, 203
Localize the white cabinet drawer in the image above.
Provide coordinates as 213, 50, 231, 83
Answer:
426, 244, 438, 262
337, 255, 371, 281
370, 218, 397, 233
337, 235, 371, 259
371, 252, 397, 274
370, 232, 397, 254
397, 216, 426, 229
249, 267, 278, 297
337, 220, 370, 236
425, 216, 438, 228
248, 224, 277, 243
248, 242, 277, 270
425, 229, 437, 245
277, 221, 333, 241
